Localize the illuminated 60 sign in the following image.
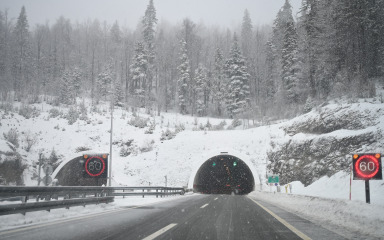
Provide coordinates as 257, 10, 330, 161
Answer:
353, 154, 382, 180
83, 154, 108, 178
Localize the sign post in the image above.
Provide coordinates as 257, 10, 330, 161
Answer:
352, 153, 382, 204
268, 175, 279, 192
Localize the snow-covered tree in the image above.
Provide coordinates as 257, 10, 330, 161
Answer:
241, 9, 253, 59
281, 0, 300, 104
177, 39, 190, 114
97, 64, 113, 101
225, 34, 250, 118
12, 6, 33, 96
59, 71, 73, 104
212, 48, 226, 116
130, 42, 148, 102
194, 64, 208, 116
142, 0, 157, 94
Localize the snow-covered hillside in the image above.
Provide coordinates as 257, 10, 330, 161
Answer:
0, 97, 383, 205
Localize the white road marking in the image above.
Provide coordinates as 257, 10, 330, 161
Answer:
248, 197, 311, 240
200, 203, 209, 208
214, 197, 218, 200
142, 223, 177, 240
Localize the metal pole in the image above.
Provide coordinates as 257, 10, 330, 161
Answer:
37, 153, 42, 186
349, 165, 352, 200
109, 94, 114, 187
365, 180, 370, 204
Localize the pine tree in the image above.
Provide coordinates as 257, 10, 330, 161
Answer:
59, 71, 73, 104
194, 65, 208, 116
177, 39, 190, 114
225, 34, 250, 118
130, 42, 148, 103
142, 0, 157, 95
241, 9, 253, 59
114, 83, 124, 106
212, 48, 226, 116
97, 64, 113, 101
13, 6, 32, 96
71, 67, 81, 99
281, 0, 300, 104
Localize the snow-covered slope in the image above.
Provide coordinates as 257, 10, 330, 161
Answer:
0, 98, 383, 206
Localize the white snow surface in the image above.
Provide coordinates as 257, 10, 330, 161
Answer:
0, 98, 384, 234
249, 190, 384, 239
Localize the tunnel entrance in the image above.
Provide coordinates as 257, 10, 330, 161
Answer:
193, 155, 255, 195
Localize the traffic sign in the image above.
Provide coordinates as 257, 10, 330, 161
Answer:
268, 175, 279, 183
83, 154, 108, 178
353, 154, 382, 180
352, 153, 382, 204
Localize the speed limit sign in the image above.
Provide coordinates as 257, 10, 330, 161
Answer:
353, 153, 382, 180
82, 154, 108, 178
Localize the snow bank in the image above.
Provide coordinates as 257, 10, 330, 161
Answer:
249, 190, 384, 239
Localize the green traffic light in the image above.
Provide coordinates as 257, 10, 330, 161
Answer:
233, 161, 237, 166
212, 162, 216, 167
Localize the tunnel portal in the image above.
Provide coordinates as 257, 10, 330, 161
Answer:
193, 155, 255, 194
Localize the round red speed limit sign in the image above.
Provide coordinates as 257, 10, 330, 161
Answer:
353, 154, 382, 180
85, 156, 106, 177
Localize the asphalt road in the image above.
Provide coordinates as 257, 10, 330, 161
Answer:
0, 194, 346, 240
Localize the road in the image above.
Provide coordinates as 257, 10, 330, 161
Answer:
0, 194, 346, 240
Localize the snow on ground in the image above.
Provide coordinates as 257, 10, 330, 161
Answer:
249, 190, 384, 239
1, 97, 384, 234
286, 170, 384, 205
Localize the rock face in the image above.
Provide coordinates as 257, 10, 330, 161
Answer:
267, 103, 384, 186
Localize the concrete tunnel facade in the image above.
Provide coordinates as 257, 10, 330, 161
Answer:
188, 150, 259, 194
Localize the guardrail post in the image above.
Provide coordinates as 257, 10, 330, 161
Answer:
156, 189, 158, 198
142, 189, 144, 198
123, 189, 125, 199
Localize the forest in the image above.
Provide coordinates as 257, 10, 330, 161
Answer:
0, 0, 383, 120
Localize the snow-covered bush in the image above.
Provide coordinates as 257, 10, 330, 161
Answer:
145, 121, 156, 134
160, 129, 175, 141
231, 118, 242, 128
175, 123, 185, 133
23, 131, 38, 152
128, 116, 149, 128
75, 146, 91, 153
3, 128, 19, 148
205, 119, 212, 130
0, 102, 14, 113
140, 139, 155, 152
211, 120, 227, 131
66, 106, 79, 125
19, 104, 40, 119
49, 108, 61, 118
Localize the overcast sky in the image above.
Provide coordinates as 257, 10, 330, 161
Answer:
1, 0, 302, 29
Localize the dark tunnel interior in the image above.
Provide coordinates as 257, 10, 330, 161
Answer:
193, 155, 255, 195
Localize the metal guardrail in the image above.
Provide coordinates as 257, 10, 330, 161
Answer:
0, 186, 185, 216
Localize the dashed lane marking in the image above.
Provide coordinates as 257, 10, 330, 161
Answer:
200, 203, 209, 208
142, 223, 177, 240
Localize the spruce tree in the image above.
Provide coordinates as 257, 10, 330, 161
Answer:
97, 64, 113, 101
142, 0, 157, 95
241, 9, 253, 59
129, 42, 148, 102
194, 65, 207, 116
225, 34, 250, 118
177, 40, 190, 114
13, 6, 32, 96
281, 0, 300, 104
212, 48, 226, 116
